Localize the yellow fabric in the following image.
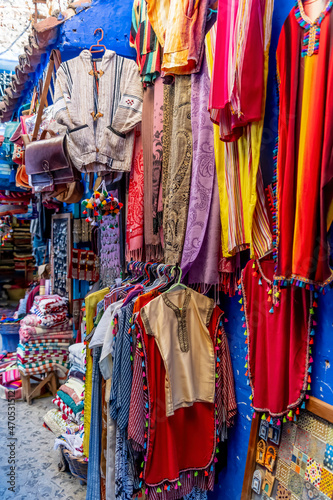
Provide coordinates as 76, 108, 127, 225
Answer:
146, 0, 201, 75
146, 0, 169, 47
293, 55, 316, 267
83, 287, 109, 458
141, 289, 215, 417
205, 14, 271, 259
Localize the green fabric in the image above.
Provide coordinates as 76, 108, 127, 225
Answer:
57, 390, 84, 414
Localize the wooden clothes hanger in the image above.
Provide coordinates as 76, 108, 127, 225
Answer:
89, 28, 106, 55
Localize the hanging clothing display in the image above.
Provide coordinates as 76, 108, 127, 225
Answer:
53, 50, 143, 173
145, 0, 215, 75
241, 259, 313, 417
163, 76, 192, 265
206, 15, 273, 260
274, 0, 333, 288
209, 0, 274, 142
129, 299, 236, 497
130, 0, 162, 85
4, 0, 333, 496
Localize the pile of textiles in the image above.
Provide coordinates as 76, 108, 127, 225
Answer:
17, 294, 72, 383
0, 351, 22, 400
51, 342, 86, 427
54, 431, 84, 458
43, 408, 80, 436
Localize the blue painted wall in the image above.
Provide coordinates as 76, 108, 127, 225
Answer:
57, 1, 333, 499
60, 0, 136, 61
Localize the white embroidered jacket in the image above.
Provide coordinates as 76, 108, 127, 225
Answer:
53, 49, 143, 173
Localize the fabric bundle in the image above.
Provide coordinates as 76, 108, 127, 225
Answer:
43, 408, 80, 436
19, 320, 73, 343
51, 342, 86, 427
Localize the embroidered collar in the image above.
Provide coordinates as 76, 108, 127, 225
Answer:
294, 0, 333, 56
162, 289, 192, 353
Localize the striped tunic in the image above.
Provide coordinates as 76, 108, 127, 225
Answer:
130, 0, 162, 86
53, 50, 143, 173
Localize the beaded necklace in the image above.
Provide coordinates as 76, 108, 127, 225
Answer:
294, 0, 333, 56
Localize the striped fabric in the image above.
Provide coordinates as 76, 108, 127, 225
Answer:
130, 0, 161, 85
110, 302, 134, 430
206, 24, 273, 259
53, 50, 143, 173
52, 395, 76, 421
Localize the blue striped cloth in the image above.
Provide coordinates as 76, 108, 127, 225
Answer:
110, 301, 134, 430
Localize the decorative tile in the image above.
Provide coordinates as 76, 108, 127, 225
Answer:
324, 444, 333, 472
291, 494, 299, 500
280, 439, 294, 465
291, 446, 308, 470
277, 483, 292, 500
277, 459, 291, 487
305, 458, 322, 487
319, 468, 333, 498
298, 412, 316, 433
295, 428, 311, 455
282, 422, 297, 445
327, 425, 333, 446
302, 481, 329, 500
312, 418, 329, 442
288, 470, 305, 498
308, 438, 326, 465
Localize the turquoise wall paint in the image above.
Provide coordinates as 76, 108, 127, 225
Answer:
57, 2, 333, 498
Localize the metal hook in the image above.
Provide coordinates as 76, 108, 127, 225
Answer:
93, 28, 104, 44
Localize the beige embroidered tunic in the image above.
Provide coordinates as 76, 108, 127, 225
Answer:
53, 50, 143, 173
141, 288, 215, 416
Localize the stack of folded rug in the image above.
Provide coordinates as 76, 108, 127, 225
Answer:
51, 342, 85, 426
17, 295, 72, 383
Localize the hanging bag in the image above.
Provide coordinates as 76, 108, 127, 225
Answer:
25, 50, 75, 188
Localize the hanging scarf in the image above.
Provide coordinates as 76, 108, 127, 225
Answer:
241, 259, 314, 417
143, 84, 163, 261
181, 55, 220, 289
163, 75, 192, 265
126, 128, 144, 261
152, 77, 164, 239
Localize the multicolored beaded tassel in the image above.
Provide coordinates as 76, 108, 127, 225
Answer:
294, 0, 333, 57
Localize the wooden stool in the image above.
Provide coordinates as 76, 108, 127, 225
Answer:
19, 370, 58, 405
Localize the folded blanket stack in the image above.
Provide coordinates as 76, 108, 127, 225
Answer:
17, 295, 72, 382
51, 343, 86, 426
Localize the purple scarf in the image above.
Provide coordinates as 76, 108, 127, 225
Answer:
181, 56, 221, 288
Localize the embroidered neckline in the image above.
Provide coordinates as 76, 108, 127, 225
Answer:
162, 289, 192, 353
294, 0, 333, 56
